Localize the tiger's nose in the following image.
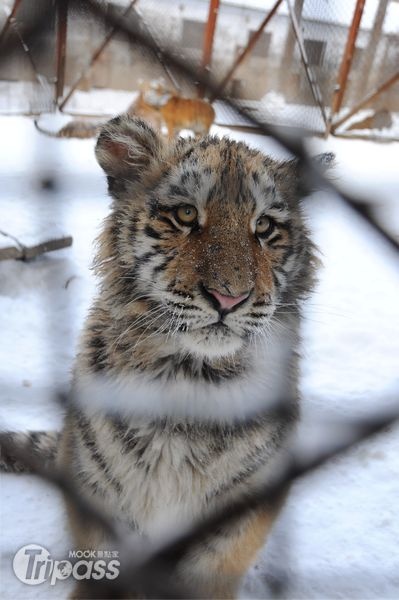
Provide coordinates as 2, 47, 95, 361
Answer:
201, 285, 251, 313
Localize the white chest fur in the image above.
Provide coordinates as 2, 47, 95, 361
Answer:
76, 329, 294, 423
74, 328, 296, 539
83, 410, 285, 542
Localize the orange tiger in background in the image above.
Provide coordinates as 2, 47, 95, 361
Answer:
159, 94, 215, 137
129, 78, 215, 138
34, 79, 215, 139
126, 83, 164, 132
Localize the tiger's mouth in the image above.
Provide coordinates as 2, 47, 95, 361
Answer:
207, 321, 229, 331
177, 318, 244, 359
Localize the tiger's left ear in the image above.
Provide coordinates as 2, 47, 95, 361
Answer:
95, 115, 163, 182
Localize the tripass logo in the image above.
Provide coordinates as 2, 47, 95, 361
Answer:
13, 544, 120, 586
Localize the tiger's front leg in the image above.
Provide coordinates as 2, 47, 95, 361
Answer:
178, 507, 280, 599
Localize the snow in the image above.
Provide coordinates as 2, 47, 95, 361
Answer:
0, 115, 399, 599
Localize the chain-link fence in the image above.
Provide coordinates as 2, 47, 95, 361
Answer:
0, 0, 397, 137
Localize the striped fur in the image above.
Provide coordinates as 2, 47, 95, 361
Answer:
9, 116, 332, 597
61, 117, 332, 597
0, 431, 59, 473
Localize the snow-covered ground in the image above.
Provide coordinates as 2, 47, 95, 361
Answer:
0, 115, 398, 599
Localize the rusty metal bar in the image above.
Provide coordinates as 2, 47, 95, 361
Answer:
198, 0, 220, 98
286, 0, 328, 129
5, 5, 43, 87
329, 0, 365, 126
334, 131, 399, 143
58, 0, 139, 111
55, 0, 68, 103
210, 0, 283, 101
0, 0, 23, 47
331, 70, 399, 133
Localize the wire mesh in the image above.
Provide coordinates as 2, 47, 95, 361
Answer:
1, 0, 398, 137
333, 0, 399, 136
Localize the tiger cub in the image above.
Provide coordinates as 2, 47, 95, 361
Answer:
126, 88, 164, 132
59, 116, 332, 598
132, 78, 215, 137
159, 94, 215, 137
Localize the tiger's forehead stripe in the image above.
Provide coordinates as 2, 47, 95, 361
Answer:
246, 173, 290, 221
156, 149, 286, 217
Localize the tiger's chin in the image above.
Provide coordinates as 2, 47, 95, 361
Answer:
178, 323, 244, 359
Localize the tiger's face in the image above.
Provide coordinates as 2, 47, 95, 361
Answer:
95, 117, 327, 361
140, 77, 172, 108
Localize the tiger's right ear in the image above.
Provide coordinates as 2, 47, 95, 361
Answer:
95, 115, 162, 182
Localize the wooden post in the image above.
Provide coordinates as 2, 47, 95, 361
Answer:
210, 0, 283, 102
0, 0, 23, 47
55, 0, 69, 103
329, 0, 366, 121
331, 70, 399, 132
198, 0, 220, 98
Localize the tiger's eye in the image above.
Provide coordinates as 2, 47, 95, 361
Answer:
256, 216, 273, 236
176, 205, 198, 225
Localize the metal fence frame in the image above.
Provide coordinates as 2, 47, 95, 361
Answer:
0, 0, 398, 138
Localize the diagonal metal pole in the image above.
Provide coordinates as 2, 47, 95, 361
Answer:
8, 15, 41, 81
58, 0, 139, 111
279, 0, 303, 86
0, 0, 23, 47
331, 70, 399, 133
0, 0, 43, 82
286, 0, 328, 129
132, 7, 181, 92
3, 1, 52, 110
210, 0, 283, 101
